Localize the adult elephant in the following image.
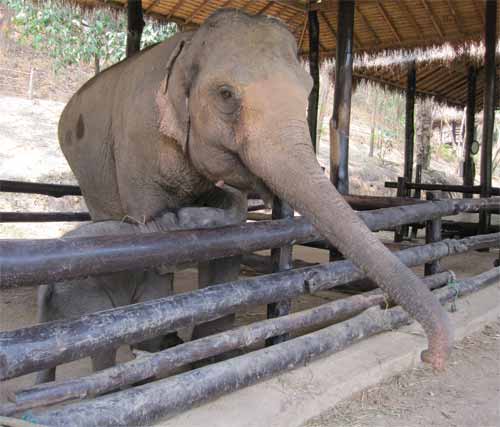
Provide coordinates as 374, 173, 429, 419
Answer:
59, 9, 451, 369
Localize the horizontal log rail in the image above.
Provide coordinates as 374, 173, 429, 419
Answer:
22, 267, 500, 426
0, 212, 91, 223
385, 181, 500, 196
1, 198, 498, 289
3, 272, 453, 415
0, 232, 497, 381
0, 206, 266, 223
0, 180, 82, 197
0, 180, 424, 208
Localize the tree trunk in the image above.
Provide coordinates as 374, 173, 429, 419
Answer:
369, 89, 379, 158
416, 99, 433, 170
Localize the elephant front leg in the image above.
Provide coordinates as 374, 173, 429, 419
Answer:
191, 256, 241, 340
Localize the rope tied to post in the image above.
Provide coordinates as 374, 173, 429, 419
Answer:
447, 271, 459, 312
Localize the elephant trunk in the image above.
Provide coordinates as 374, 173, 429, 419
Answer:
241, 122, 452, 370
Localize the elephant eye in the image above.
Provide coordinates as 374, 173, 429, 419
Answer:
219, 86, 234, 100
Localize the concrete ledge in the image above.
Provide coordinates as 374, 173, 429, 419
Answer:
158, 283, 500, 427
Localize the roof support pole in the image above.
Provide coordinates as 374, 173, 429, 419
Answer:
307, 7, 320, 153
479, 0, 497, 233
126, 0, 145, 57
330, 0, 355, 195
403, 60, 416, 195
463, 66, 477, 199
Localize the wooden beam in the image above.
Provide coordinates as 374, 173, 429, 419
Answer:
240, 0, 254, 13
446, 0, 464, 35
298, 13, 308, 50
286, 9, 304, 25
473, 0, 485, 26
375, 0, 402, 44
330, 0, 355, 195
397, 1, 423, 38
319, 11, 336, 41
257, 1, 275, 15
355, 3, 379, 43
144, 0, 160, 12
167, 0, 183, 19
184, 0, 212, 24
420, 0, 444, 40
274, 0, 305, 13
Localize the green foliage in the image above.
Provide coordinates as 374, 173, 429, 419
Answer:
2, 0, 177, 70
435, 143, 457, 163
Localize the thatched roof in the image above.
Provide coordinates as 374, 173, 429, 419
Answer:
77, 0, 496, 56
353, 47, 500, 111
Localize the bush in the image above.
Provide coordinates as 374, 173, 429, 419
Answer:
2, 0, 176, 71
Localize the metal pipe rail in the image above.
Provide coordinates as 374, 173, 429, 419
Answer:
0, 232, 497, 381
385, 181, 500, 196
1, 198, 498, 289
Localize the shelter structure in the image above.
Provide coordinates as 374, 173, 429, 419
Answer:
0, 1, 499, 424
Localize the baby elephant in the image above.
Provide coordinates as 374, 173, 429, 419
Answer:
36, 186, 247, 384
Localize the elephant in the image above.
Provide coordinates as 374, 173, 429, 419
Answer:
58, 9, 452, 370
35, 193, 246, 384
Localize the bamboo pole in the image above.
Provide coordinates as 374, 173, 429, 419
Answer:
0, 233, 497, 381
21, 268, 500, 427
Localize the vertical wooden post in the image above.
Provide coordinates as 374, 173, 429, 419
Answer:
463, 66, 476, 199
404, 60, 416, 194
479, 0, 497, 234
330, 0, 355, 195
410, 164, 423, 239
266, 197, 294, 346
394, 176, 407, 242
307, 8, 320, 153
425, 192, 442, 276
126, 0, 145, 57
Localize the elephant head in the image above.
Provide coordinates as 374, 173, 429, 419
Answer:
157, 10, 452, 370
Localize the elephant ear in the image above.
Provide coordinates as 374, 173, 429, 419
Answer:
156, 38, 192, 153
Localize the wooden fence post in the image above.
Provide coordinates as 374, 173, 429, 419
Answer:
425, 191, 442, 276
266, 197, 294, 346
394, 177, 407, 242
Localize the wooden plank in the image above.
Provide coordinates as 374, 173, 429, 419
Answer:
375, 0, 402, 44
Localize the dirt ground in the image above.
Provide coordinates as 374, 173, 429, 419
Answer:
303, 321, 500, 427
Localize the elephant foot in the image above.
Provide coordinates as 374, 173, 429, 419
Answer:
420, 329, 452, 372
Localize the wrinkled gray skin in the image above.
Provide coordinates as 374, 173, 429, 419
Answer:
36, 194, 245, 384
59, 10, 452, 370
